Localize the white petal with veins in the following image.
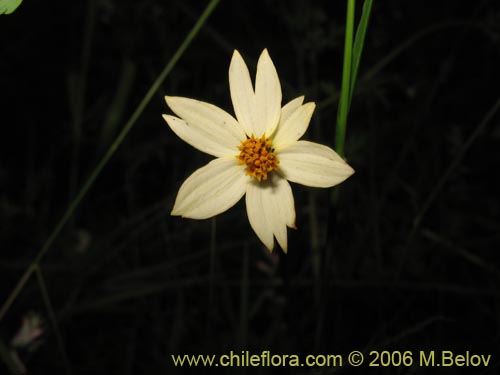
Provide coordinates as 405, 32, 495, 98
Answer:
172, 158, 249, 219
229, 50, 257, 136
255, 49, 282, 137
278, 141, 355, 188
273, 102, 315, 149
163, 115, 236, 158
165, 96, 245, 154
246, 180, 274, 250
246, 174, 295, 252
279, 96, 304, 128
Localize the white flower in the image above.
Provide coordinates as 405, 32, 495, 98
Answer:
163, 49, 354, 252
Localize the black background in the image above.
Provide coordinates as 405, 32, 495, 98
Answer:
1, 0, 500, 374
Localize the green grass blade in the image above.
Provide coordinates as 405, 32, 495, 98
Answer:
336, 0, 374, 158
349, 0, 373, 106
335, 0, 356, 158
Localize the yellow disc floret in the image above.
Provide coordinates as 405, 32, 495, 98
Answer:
238, 135, 279, 181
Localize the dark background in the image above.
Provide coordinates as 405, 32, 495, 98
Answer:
1, 0, 500, 374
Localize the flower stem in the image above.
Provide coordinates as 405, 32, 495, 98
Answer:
0, 0, 221, 323
335, 0, 356, 158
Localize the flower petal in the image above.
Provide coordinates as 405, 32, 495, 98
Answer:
278, 141, 355, 188
163, 115, 226, 158
255, 49, 282, 137
163, 97, 244, 157
246, 181, 274, 251
229, 50, 257, 136
264, 174, 296, 252
246, 173, 296, 252
172, 158, 248, 219
279, 96, 304, 126
272, 102, 315, 149
166, 96, 245, 148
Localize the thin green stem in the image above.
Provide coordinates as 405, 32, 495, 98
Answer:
320, 21, 477, 112
0, 263, 36, 322
335, 0, 356, 158
0, 0, 220, 322
35, 266, 73, 375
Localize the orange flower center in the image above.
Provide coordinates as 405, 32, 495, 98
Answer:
238, 135, 279, 181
